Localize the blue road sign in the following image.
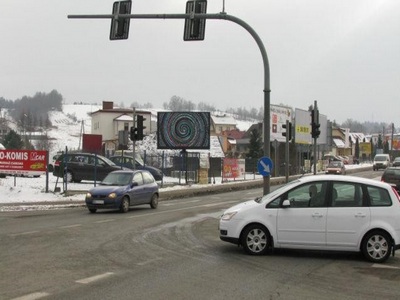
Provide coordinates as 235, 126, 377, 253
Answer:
257, 156, 274, 176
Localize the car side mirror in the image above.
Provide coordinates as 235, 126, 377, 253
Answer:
282, 199, 291, 208
131, 182, 139, 188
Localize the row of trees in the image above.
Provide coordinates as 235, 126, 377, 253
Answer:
1, 90, 63, 133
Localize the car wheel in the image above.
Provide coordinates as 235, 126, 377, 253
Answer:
120, 196, 130, 213
150, 194, 159, 209
361, 230, 392, 263
64, 171, 74, 183
241, 224, 270, 255
88, 208, 97, 213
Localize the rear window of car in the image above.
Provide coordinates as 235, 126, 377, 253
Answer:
366, 185, 392, 206
143, 171, 155, 184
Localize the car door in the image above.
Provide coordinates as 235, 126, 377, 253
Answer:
326, 182, 370, 250
129, 172, 147, 204
70, 154, 90, 181
276, 182, 328, 248
94, 156, 113, 181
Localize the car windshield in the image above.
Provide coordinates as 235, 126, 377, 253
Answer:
375, 156, 387, 161
101, 173, 131, 186
328, 161, 341, 167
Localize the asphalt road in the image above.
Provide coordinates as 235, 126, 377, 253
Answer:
2, 170, 400, 300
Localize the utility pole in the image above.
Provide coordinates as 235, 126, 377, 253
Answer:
132, 107, 136, 170
310, 100, 320, 175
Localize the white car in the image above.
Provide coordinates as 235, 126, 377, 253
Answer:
219, 175, 400, 263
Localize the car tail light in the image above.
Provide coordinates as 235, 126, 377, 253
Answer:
392, 187, 400, 202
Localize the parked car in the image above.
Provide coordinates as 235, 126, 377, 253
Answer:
392, 157, 400, 167
381, 167, 400, 192
219, 174, 400, 263
325, 161, 346, 175
53, 153, 123, 183
373, 154, 391, 171
85, 170, 159, 213
109, 155, 163, 181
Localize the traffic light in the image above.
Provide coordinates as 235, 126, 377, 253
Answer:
183, 0, 207, 41
129, 126, 137, 141
136, 115, 146, 140
110, 1, 132, 40
282, 122, 292, 141
310, 108, 321, 139
312, 123, 321, 139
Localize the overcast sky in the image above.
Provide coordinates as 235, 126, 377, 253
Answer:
1, 0, 399, 124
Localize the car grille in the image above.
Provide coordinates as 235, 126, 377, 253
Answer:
92, 194, 108, 199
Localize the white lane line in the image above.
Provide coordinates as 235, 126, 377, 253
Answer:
372, 263, 400, 269
9, 231, 40, 237
76, 272, 115, 284
59, 224, 82, 229
94, 219, 115, 224
11, 292, 50, 300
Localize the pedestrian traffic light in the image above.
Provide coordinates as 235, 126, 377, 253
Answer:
282, 122, 292, 141
136, 115, 146, 140
110, 1, 132, 40
129, 126, 137, 141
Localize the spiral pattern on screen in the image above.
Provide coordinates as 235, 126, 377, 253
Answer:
157, 112, 210, 149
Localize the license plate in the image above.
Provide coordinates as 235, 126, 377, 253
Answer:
92, 200, 104, 205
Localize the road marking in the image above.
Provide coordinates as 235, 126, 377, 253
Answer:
372, 264, 400, 269
9, 231, 40, 237
137, 257, 162, 266
94, 219, 115, 224
76, 272, 114, 284
11, 292, 50, 300
125, 200, 239, 219
59, 224, 82, 229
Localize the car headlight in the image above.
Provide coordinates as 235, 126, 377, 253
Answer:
108, 192, 117, 199
86, 193, 92, 198
221, 211, 238, 221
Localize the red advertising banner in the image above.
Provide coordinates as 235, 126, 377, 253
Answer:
0, 150, 48, 175
222, 158, 245, 179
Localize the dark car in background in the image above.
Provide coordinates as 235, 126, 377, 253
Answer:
109, 155, 164, 181
85, 170, 159, 213
392, 157, 400, 167
381, 167, 400, 192
53, 153, 123, 183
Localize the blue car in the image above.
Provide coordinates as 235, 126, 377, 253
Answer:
85, 170, 159, 213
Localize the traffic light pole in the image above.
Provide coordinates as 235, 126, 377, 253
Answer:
68, 11, 271, 193
285, 120, 290, 183
132, 107, 136, 170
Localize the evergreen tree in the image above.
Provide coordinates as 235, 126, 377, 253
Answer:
384, 140, 389, 154
355, 138, 360, 159
2, 130, 24, 149
247, 128, 263, 158
377, 134, 383, 149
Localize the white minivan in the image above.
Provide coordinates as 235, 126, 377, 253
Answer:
373, 154, 391, 171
